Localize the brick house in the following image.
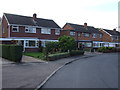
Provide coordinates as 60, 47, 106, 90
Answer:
99, 29, 120, 47
0, 13, 61, 52
61, 23, 103, 48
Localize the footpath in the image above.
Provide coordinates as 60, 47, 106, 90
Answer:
2, 52, 102, 89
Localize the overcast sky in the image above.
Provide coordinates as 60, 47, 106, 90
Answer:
0, 0, 119, 30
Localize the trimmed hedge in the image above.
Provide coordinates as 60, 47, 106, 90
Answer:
48, 52, 70, 61
70, 50, 84, 56
47, 50, 84, 61
1, 44, 23, 62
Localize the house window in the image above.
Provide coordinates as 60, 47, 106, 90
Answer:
25, 27, 36, 33
55, 29, 60, 35
70, 31, 75, 36
41, 28, 51, 34
99, 34, 103, 38
78, 32, 80, 36
92, 33, 97, 38
83, 33, 90, 37
25, 40, 38, 47
12, 26, 19, 32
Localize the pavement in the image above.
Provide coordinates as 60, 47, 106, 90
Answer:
2, 52, 103, 89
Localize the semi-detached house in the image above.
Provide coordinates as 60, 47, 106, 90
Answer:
0, 13, 61, 52
61, 23, 120, 48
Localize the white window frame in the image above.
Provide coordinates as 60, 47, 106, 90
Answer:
12, 26, 19, 32
25, 40, 38, 48
78, 32, 80, 36
25, 26, 36, 33
92, 33, 97, 38
70, 31, 75, 36
83, 33, 90, 37
55, 29, 60, 35
100, 34, 103, 38
41, 28, 51, 34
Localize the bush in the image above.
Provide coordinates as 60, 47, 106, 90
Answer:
97, 47, 120, 53
0, 44, 23, 62
1, 45, 10, 59
69, 50, 84, 56
58, 35, 76, 52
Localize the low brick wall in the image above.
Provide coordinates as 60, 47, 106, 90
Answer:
25, 48, 39, 52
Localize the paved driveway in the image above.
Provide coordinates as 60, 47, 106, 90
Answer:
42, 53, 118, 88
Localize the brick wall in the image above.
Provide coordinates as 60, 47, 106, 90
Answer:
10, 26, 60, 40
1, 15, 9, 38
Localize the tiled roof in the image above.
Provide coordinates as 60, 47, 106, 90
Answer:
65, 23, 102, 34
104, 29, 120, 36
4, 13, 61, 28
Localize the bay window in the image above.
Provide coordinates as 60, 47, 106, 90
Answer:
25, 40, 38, 47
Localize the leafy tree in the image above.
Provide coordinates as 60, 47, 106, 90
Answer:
58, 35, 76, 52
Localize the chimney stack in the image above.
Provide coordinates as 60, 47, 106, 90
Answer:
84, 23, 87, 28
113, 28, 116, 32
33, 13, 37, 20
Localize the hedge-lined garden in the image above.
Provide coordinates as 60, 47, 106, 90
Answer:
0, 44, 23, 62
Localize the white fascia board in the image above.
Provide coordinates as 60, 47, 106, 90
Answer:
3, 13, 10, 25
39, 39, 58, 42
101, 29, 112, 36
10, 24, 61, 29
0, 37, 39, 41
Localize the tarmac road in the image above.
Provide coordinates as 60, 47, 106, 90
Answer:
42, 53, 118, 88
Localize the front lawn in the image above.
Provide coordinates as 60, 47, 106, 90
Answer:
23, 52, 70, 60
23, 52, 45, 60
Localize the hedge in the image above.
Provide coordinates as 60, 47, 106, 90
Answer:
69, 50, 84, 56
47, 50, 84, 61
0, 44, 23, 62
48, 52, 70, 61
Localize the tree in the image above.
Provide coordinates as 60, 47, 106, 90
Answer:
58, 35, 76, 52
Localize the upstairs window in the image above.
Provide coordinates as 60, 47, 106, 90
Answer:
92, 33, 97, 38
78, 32, 81, 36
25, 27, 36, 33
70, 31, 75, 36
41, 28, 51, 34
55, 29, 60, 35
12, 26, 19, 32
83, 33, 90, 37
99, 34, 103, 38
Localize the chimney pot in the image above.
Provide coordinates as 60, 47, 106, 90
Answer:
113, 28, 116, 31
84, 23, 87, 27
33, 13, 37, 20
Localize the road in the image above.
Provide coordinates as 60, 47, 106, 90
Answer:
42, 53, 118, 88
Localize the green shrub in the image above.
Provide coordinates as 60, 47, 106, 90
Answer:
1, 44, 10, 59
69, 50, 84, 56
0, 44, 23, 62
97, 47, 117, 53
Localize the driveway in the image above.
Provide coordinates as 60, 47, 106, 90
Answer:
42, 53, 118, 88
